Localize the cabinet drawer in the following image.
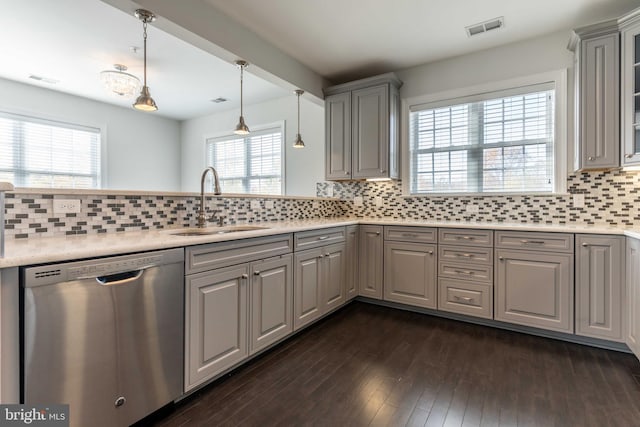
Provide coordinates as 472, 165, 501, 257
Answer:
495, 231, 574, 253
439, 245, 493, 265
294, 227, 346, 251
384, 226, 437, 243
186, 234, 293, 274
438, 278, 493, 319
439, 261, 493, 283
439, 228, 493, 247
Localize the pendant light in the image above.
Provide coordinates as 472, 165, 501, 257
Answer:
234, 60, 250, 135
293, 89, 305, 148
133, 9, 158, 112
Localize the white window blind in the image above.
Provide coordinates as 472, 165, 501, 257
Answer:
409, 87, 555, 194
0, 112, 101, 189
206, 126, 283, 195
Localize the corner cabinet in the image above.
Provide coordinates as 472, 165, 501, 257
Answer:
324, 73, 401, 180
627, 237, 640, 360
575, 235, 625, 342
570, 22, 620, 170
621, 10, 640, 166
358, 225, 384, 299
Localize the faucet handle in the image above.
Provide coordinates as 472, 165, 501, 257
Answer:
207, 209, 221, 222
217, 215, 227, 227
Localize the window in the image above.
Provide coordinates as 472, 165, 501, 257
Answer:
0, 112, 101, 189
409, 84, 556, 194
206, 125, 284, 195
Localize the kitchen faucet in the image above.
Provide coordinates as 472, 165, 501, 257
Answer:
197, 167, 223, 228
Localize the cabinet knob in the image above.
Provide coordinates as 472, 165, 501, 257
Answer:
376, 231, 380, 236
428, 251, 434, 255
582, 243, 589, 247
253, 271, 261, 276
324, 254, 330, 257
317, 255, 324, 259
241, 274, 248, 279
380, 169, 386, 173
626, 154, 634, 159
499, 256, 504, 261
345, 171, 350, 175
588, 156, 595, 161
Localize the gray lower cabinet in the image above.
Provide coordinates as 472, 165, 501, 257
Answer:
495, 249, 574, 333
575, 235, 625, 341
359, 225, 383, 299
384, 241, 437, 308
626, 237, 640, 360
186, 264, 249, 391
293, 243, 346, 330
345, 225, 359, 301
249, 255, 293, 354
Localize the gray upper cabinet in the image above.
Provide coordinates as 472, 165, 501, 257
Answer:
325, 92, 352, 179
324, 73, 402, 181
575, 235, 625, 342
570, 23, 620, 170
620, 11, 640, 166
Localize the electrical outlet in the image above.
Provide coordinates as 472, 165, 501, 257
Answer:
466, 204, 480, 214
375, 196, 383, 207
572, 194, 585, 208
53, 199, 81, 214
353, 196, 364, 207
265, 200, 274, 209
326, 183, 334, 197
250, 200, 261, 210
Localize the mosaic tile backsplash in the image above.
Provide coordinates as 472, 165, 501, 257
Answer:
3, 194, 349, 239
4, 170, 640, 239
317, 170, 640, 227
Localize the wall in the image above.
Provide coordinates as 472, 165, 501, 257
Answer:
181, 95, 324, 197
0, 78, 182, 191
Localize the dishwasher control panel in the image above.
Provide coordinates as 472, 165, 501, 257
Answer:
67, 255, 164, 280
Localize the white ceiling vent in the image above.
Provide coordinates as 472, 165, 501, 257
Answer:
210, 97, 228, 103
465, 17, 505, 38
28, 75, 59, 84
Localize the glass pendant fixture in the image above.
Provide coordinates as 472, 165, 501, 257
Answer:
234, 60, 250, 135
100, 64, 141, 98
293, 89, 305, 148
133, 9, 158, 112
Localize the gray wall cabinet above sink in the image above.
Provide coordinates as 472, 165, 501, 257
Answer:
324, 73, 402, 181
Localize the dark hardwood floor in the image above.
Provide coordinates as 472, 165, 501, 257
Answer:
144, 302, 640, 427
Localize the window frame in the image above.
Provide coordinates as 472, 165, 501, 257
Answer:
0, 109, 106, 189
401, 70, 568, 196
203, 121, 286, 195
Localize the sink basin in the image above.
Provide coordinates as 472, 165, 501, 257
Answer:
166, 225, 270, 236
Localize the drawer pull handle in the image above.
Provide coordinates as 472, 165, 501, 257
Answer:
318, 236, 329, 241
456, 253, 473, 258
456, 236, 475, 240
454, 269, 474, 275
402, 233, 418, 237
454, 296, 474, 303
241, 274, 248, 279
520, 240, 545, 245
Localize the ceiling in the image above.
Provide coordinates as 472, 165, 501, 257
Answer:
205, 0, 640, 83
0, 0, 289, 121
2, 0, 639, 121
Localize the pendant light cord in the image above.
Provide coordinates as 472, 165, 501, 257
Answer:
143, 20, 148, 86
239, 64, 244, 116
297, 92, 301, 134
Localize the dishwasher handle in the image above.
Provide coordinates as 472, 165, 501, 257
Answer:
96, 270, 144, 286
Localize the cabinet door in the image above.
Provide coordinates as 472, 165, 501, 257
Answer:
576, 235, 624, 341
577, 33, 620, 169
325, 92, 352, 179
621, 22, 640, 166
345, 225, 359, 301
495, 249, 574, 333
186, 264, 248, 391
249, 255, 293, 355
351, 84, 389, 179
294, 248, 324, 330
627, 238, 640, 360
324, 243, 346, 312
384, 241, 437, 309
359, 225, 383, 299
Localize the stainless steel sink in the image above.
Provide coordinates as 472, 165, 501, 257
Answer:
166, 225, 270, 236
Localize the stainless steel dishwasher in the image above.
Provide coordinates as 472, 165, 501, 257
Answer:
22, 248, 184, 427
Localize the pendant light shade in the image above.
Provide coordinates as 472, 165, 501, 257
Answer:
133, 9, 158, 112
293, 89, 305, 148
234, 60, 250, 135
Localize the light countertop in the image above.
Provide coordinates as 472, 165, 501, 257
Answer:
0, 217, 637, 268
